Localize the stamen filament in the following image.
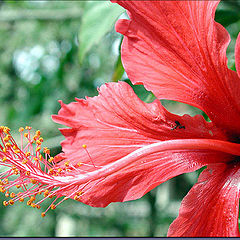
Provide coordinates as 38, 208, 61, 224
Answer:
1, 125, 240, 217
58, 139, 240, 185
82, 144, 97, 168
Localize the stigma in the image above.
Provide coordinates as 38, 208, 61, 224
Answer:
0, 126, 86, 217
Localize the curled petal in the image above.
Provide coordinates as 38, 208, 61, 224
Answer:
168, 163, 240, 237
51, 81, 233, 207
52, 81, 226, 169
115, 1, 240, 134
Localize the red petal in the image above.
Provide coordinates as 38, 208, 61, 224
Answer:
52, 81, 230, 207
52, 81, 226, 168
168, 163, 240, 237
115, 1, 240, 134
67, 151, 231, 207
236, 33, 240, 78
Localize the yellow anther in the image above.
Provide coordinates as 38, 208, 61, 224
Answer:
22, 159, 28, 164
43, 147, 50, 154
25, 171, 30, 176
48, 157, 54, 163
3, 148, 6, 153
36, 140, 42, 145
3, 127, 10, 134
5, 192, 9, 198
82, 144, 87, 148
77, 162, 82, 167
74, 195, 81, 201
30, 179, 37, 184
0, 187, 6, 193
19, 127, 24, 132
44, 190, 49, 197
39, 155, 43, 161
36, 130, 41, 136
64, 161, 69, 167
14, 170, 19, 175
25, 152, 31, 157
48, 168, 53, 174
36, 205, 41, 209
36, 146, 41, 152
30, 196, 36, 202
27, 200, 32, 205
33, 157, 38, 162
57, 168, 62, 173
19, 197, 24, 202
2, 157, 7, 162
16, 185, 21, 188
13, 145, 17, 150
10, 192, 15, 198
9, 200, 14, 205
4, 179, 8, 184
24, 133, 28, 138
39, 137, 43, 142
5, 143, 11, 148
50, 204, 56, 210
76, 191, 82, 196
25, 126, 32, 130
3, 201, 8, 206
41, 212, 46, 218
64, 197, 68, 200
31, 203, 36, 208
3, 135, 10, 142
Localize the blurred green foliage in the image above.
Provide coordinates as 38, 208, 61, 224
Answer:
78, 1, 124, 63
0, 0, 239, 237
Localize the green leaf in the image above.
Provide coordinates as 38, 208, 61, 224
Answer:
215, 9, 240, 27
111, 52, 124, 82
123, 79, 156, 103
78, 2, 124, 63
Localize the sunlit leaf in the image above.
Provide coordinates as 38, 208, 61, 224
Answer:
111, 53, 124, 82
78, 2, 124, 63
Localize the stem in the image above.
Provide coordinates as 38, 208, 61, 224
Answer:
55, 138, 240, 186
147, 191, 157, 237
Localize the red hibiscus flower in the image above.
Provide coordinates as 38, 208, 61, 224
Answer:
0, 0, 240, 237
